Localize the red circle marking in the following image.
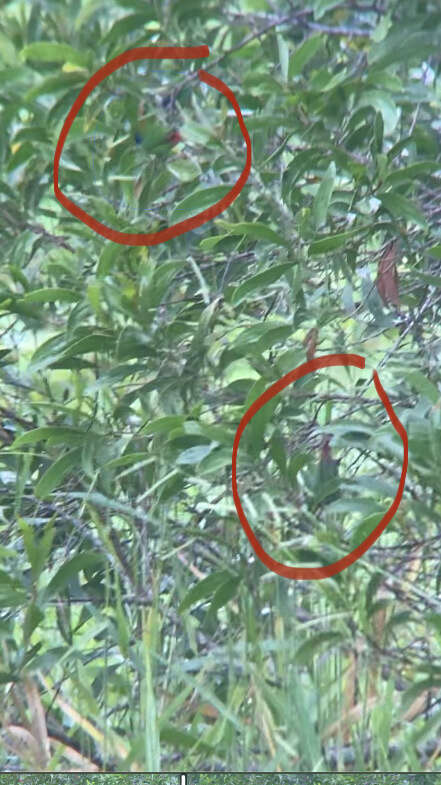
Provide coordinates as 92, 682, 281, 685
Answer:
231, 354, 408, 580
53, 45, 251, 246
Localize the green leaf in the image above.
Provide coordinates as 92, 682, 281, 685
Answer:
329, 498, 384, 515
401, 678, 441, 714
368, 30, 439, 69
176, 444, 216, 465
18, 517, 55, 582
7, 142, 35, 172
268, 429, 287, 476
20, 42, 90, 67
199, 447, 232, 475
25, 71, 85, 101
296, 631, 344, 665
215, 220, 287, 247
350, 513, 383, 549
426, 613, 441, 637
0, 570, 27, 607
17, 517, 39, 579
313, 0, 342, 19
428, 244, 441, 259
160, 724, 215, 753
277, 33, 289, 82
231, 263, 292, 305
371, 13, 393, 43
0, 31, 18, 65
209, 575, 241, 615
23, 603, 45, 645
179, 570, 235, 613
34, 447, 82, 499
242, 377, 278, 459
357, 90, 398, 135
12, 427, 88, 449
414, 272, 441, 288
102, 13, 155, 45
180, 120, 213, 145
289, 35, 323, 78
22, 288, 80, 304
142, 416, 187, 435
45, 552, 105, 598
198, 234, 231, 251
384, 160, 439, 186
103, 452, 152, 471
170, 185, 231, 224
313, 161, 336, 229
372, 110, 384, 154
380, 192, 427, 227
309, 227, 366, 255
233, 324, 292, 354
405, 370, 439, 404
353, 476, 398, 497
97, 243, 121, 277
166, 158, 201, 183
27, 332, 76, 371
196, 423, 236, 447
359, 266, 387, 323
287, 452, 313, 487
61, 333, 115, 358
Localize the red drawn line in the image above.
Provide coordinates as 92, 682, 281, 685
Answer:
53, 46, 252, 246
231, 354, 408, 580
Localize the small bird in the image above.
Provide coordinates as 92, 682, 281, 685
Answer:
134, 112, 182, 155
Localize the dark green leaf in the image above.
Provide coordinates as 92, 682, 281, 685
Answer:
179, 570, 235, 614
34, 447, 82, 499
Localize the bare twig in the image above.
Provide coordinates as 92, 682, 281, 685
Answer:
304, 21, 371, 36
171, 8, 311, 102
26, 222, 74, 253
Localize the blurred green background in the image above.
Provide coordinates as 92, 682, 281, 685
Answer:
1, 0, 441, 773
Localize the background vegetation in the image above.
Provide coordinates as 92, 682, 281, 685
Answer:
1, 0, 441, 773
0, 776, 176, 785
193, 778, 441, 785
0, 775, 437, 785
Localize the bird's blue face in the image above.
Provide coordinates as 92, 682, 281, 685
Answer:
135, 132, 142, 146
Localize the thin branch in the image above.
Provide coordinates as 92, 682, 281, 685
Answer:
304, 21, 372, 36
376, 289, 441, 374
26, 222, 74, 253
171, 8, 311, 102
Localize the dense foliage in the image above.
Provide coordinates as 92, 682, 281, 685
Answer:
1, 0, 441, 773
0, 777, 175, 785
194, 778, 441, 785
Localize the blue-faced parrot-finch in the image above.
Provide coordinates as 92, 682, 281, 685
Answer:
134, 113, 182, 154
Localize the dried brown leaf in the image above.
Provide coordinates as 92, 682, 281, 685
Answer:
304, 327, 318, 361
322, 696, 378, 741
24, 676, 50, 769
3, 724, 42, 768
49, 737, 100, 771
376, 240, 400, 307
